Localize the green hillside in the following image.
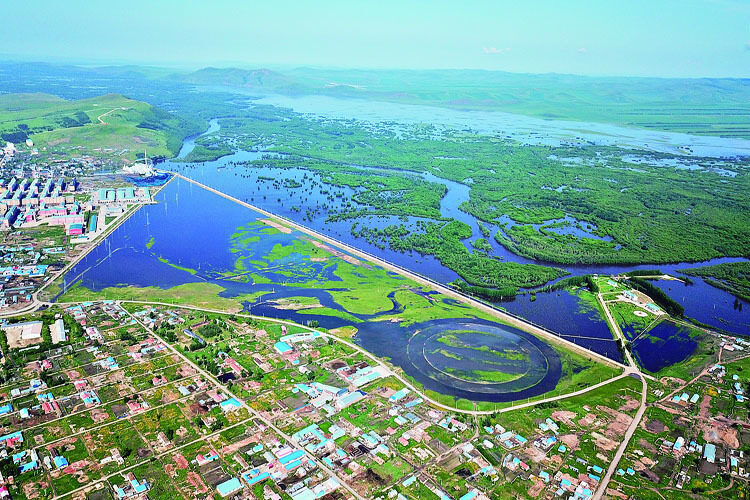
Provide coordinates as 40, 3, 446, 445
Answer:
0, 92, 199, 162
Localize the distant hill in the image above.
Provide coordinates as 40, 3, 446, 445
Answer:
0, 92, 200, 161
171, 67, 306, 93
170, 66, 750, 139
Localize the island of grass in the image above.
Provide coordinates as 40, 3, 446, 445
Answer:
435, 331, 531, 362
405, 342, 622, 412
680, 261, 750, 303
58, 281, 265, 313
607, 300, 661, 341
443, 367, 526, 385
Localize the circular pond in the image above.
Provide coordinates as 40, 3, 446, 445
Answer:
404, 320, 562, 402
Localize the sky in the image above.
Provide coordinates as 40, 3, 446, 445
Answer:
1, 0, 748, 78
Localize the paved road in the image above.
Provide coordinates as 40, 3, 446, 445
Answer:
120, 299, 646, 498
598, 292, 637, 368
2, 174, 693, 498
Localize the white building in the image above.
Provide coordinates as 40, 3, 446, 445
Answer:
51, 319, 67, 343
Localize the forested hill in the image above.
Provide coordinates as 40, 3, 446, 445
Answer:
170, 66, 750, 139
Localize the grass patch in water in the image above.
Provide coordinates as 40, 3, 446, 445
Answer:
59, 281, 262, 312
157, 256, 198, 275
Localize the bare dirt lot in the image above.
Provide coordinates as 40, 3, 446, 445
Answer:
3, 323, 43, 349
260, 218, 292, 234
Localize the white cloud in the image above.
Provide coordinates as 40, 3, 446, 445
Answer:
483, 47, 510, 54
577, 47, 588, 53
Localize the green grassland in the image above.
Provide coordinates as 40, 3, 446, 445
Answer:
57, 216, 618, 404
608, 300, 660, 339
435, 332, 531, 361
486, 374, 641, 438
443, 367, 524, 384
408, 343, 621, 412
59, 281, 263, 312
0, 92, 199, 161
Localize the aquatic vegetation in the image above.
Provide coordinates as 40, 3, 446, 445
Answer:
443, 367, 525, 384
435, 331, 530, 362
60, 281, 263, 312
55, 178, 613, 402
354, 219, 566, 295
156, 256, 198, 275
632, 321, 700, 373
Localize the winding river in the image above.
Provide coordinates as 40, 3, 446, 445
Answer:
164, 116, 749, 341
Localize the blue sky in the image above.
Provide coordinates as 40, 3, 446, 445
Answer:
1, 0, 748, 77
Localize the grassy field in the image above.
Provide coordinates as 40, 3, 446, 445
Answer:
56, 212, 617, 405
488, 374, 641, 437
607, 300, 660, 340
59, 281, 263, 312
191, 105, 750, 271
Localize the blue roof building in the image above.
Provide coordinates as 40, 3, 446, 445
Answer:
19, 460, 38, 473
274, 341, 293, 354
242, 471, 270, 486
459, 490, 478, 500
279, 450, 305, 465
219, 398, 242, 412
216, 477, 242, 498
704, 443, 717, 463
